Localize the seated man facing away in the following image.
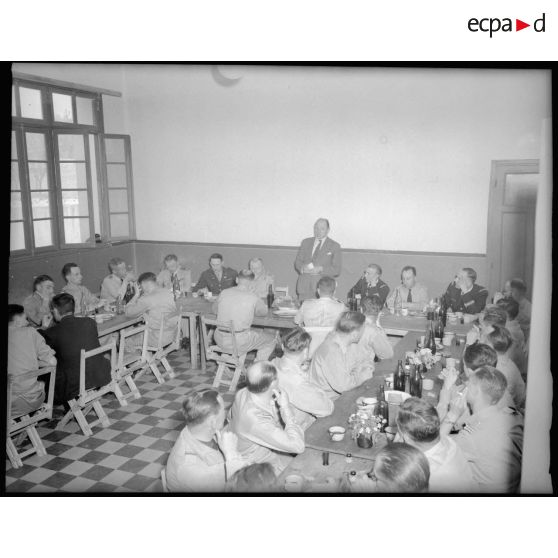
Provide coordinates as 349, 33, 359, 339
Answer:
41, 294, 111, 406
166, 389, 248, 492
228, 361, 305, 474
443, 267, 488, 315
212, 269, 276, 361
309, 311, 372, 400
484, 325, 526, 411
8, 304, 57, 416
349, 263, 390, 308
23, 274, 55, 329
272, 327, 333, 429
227, 463, 277, 493
386, 265, 429, 313
125, 272, 178, 348
395, 397, 476, 493
248, 257, 274, 299
60, 262, 103, 314
495, 278, 531, 340
193, 253, 237, 296
101, 257, 136, 303
440, 366, 524, 493
156, 254, 192, 295
294, 275, 346, 327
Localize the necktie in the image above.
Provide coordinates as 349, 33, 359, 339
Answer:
407, 289, 412, 303
312, 239, 322, 258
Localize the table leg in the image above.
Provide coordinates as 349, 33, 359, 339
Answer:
189, 315, 199, 369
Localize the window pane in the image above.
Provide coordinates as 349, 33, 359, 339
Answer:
58, 134, 85, 160
108, 189, 128, 212
76, 97, 94, 125
12, 86, 17, 116
11, 192, 23, 220
107, 164, 127, 188
12, 131, 17, 159
110, 213, 130, 237
20, 87, 43, 119
28, 162, 49, 190
60, 162, 87, 189
53, 93, 74, 123
64, 217, 90, 244
11, 162, 20, 190
26, 132, 47, 160
62, 190, 89, 216
34, 220, 53, 247
105, 138, 125, 162
10, 222, 26, 251
31, 192, 51, 219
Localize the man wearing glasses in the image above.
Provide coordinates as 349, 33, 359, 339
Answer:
349, 263, 390, 308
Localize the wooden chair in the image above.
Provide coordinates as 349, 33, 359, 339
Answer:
304, 326, 334, 357
58, 341, 118, 437
6, 367, 56, 468
200, 316, 247, 393
144, 311, 182, 384
161, 467, 169, 493
115, 323, 149, 404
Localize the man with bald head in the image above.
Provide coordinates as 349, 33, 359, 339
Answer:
294, 218, 342, 301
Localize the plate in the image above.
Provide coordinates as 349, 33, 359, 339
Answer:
94, 313, 115, 322
385, 390, 412, 404
273, 308, 298, 316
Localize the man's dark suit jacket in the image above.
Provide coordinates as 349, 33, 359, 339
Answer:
193, 267, 238, 295
41, 315, 112, 405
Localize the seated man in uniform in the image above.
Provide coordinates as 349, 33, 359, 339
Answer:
248, 257, 274, 298
349, 263, 390, 308
309, 311, 371, 400
157, 254, 192, 295
165, 389, 248, 492
212, 269, 276, 362
228, 361, 305, 473
386, 265, 429, 312
101, 257, 136, 303
294, 275, 346, 327
193, 253, 237, 296
272, 327, 333, 429
23, 274, 55, 329
60, 262, 103, 314
443, 267, 488, 315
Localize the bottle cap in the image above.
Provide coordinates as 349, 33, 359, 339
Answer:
350, 470, 357, 476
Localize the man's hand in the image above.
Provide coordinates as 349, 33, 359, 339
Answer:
312, 265, 323, 274
215, 430, 239, 460
198, 287, 208, 295
442, 367, 459, 391
493, 291, 504, 304
448, 388, 467, 422
466, 325, 480, 346
272, 387, 290, 410
41, 313, 53, 329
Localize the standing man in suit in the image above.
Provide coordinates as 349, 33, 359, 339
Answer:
294, 218, 342, 301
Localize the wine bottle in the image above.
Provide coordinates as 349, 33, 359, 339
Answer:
267, 284, 275, 309
393, 288, 402, 316
123, 281, 135, 305
375, 385, 389, 431
394, 360, 405, 392
410, 364, 423, 398
172, 273, 181, 300
347, 288, 355, 312
355, 293, 362, 312
427, 319, 437, 355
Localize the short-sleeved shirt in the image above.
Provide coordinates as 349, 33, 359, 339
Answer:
294, 297, 346, 327
157, 268, 192, 293
215, 287, 267, 332
351, 277, 390, 307
193, 267, 237, 295
100, 274, 125, 302
61, 283, 99, 312
23, 292, 52, 328
249, 272, 274, 298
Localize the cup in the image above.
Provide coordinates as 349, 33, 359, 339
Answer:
455, 312, 463, 319
384, 426, 397, 443
284, 474, 305, 493
328, 426, 346, 442
95, 315, 104, 324
446, 357, 456, 370
423, 378, 434, 391
384, 374, 394, 389
192, 292, 199, 298
435, 337, 441, 346
401, 308, 409, 317
204, 291, 212, 299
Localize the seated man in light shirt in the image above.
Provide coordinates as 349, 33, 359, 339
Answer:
23, 274, 55, 329
494, 278, 531, 340
351, 295, 394, 360
228, 361, 305, 474
309, 311, 372, 400
496, 297, 528, 357
166, 389, 249, 492
272, 327, 333, 429
212, 269, 275, 361
294, 275, 346, 327
248, 257, 274, 299
386, 266, 429, 312
157, 254, 192, 295
443, 267, 488, 315
125, 272, 178, 347
395, 397, 477, 493
100, 257, 136, 303
60, 262, 103, 314
440, 366, 524, 493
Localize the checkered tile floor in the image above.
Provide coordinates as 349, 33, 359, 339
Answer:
5, 348, 241, 494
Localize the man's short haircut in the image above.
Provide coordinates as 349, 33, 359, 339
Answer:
282, 327, 312, 353
248, 257, 263, 266
237, 269, 255, 281
8, 304, 25, 323
163, 254, 178, 263
61, 262, 78, 280
373, 443, 430, 493
315, 217, 330, 229
367, 263, 382, 276
336, 311, 366, 334
470, 366, 508, 405
182, 389, 221, 427
361, 295, 383, 315
209, 253, 223, 262
486, 324, 513, 354
137, 272, 157, 284
51, 293, 75, 316
496, 297, 519, 320
33, 274, 54, 291
228, 463, 276, 493
401, 265, 417, 279
482, 306, 507, 327
462, 267, 477, 283
108, 257, 124, 272
396, 398, 440, 444
317, 275, 336, 295
463, 343, 498, 370
246, 362, 277, 394
509, 278, 527, 294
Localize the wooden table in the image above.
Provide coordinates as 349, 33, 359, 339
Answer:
97, 314, 144, 337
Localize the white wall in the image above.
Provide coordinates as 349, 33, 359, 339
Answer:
121, 65, 550, 252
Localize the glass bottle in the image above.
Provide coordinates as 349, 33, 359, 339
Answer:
394, 360, 405, 392
347, 288, 355, 312
172, 273, 181, 300
115, 295, 124, 315
393, 288, 402, 316
375, 385, 388, 431
123, 281, 135, 304
410, 364, 423, 398
80, 296, 87, 317
267, 284, 275, 309
355, 293, 362, 312
427, 319, 437, 355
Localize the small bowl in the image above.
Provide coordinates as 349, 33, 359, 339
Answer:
328, 426, 346, 442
